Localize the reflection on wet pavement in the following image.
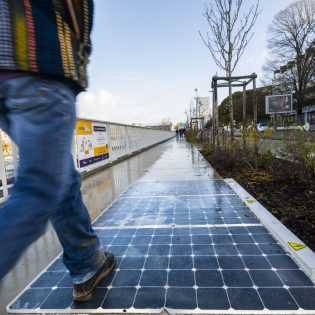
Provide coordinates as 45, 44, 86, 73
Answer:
138, 139, 220, 182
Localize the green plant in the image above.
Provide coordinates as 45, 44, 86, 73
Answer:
245, 127, 275, 172
203, 144, 214, 155
280, 130, 315, 179
185, 129, 198, 143
210, 136, 246, 171
257, 150, 275, 170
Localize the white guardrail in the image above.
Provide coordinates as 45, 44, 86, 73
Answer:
0, 118, 174, 202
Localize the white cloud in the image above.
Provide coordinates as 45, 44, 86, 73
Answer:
76, 89, 121, 122
77, 88, 187, 125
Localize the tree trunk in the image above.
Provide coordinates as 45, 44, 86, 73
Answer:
295, 92, 304, 116
228, 77, 234, 141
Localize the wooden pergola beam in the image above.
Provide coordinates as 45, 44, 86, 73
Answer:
213, 73, 257, 83
217, 83, 245, 87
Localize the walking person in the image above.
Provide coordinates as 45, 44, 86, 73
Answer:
0, 0, 115, 302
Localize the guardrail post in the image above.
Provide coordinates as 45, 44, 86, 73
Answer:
0, 132, 9, 199
11, 141, 19, 177
105, 123, 112, 163
71, 135, 78, 169
125, 126, 130, 154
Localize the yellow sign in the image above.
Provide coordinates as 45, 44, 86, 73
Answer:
94, 146, 109, 156
288, 242, 307, 251
246, 199, 256, 204
76, 121, 93, 135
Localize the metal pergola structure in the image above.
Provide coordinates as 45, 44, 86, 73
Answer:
211, 73, 258, 143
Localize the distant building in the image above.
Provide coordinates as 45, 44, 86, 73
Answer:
145, 123, 173, 132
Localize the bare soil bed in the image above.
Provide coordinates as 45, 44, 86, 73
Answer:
201, 151, 315, 252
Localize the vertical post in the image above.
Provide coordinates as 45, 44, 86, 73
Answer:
215, 81, 219, 147
253, 74, 258, 127
212, 80, 216, 147
0, 132, 8, 199
213, 79, 219, 148
242, 82, 247, 123
125, 126, 130, 155
228, 77, 234, 140
11, 141, 19, 177
304, 111, 307, 125
71, 134, 78, 169
207, 91, 212, 144
252, 74, 259, 172
242, 82, 247, 150
107, 123, 114, 162
195, 88, 198, 130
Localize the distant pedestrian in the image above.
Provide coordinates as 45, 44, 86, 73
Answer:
179, 128, 185, 138
182, 128, 186, 137
176, 128, 179, 138
0, 0, 115, 302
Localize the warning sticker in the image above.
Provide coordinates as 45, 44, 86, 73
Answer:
246, 199, 256, 204
288, 242, 307, 251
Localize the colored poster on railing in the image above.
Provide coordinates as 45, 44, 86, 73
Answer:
76, 120, 110, 168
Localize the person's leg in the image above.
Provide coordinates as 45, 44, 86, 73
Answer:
50, 157, 105, 284
50, 157, 115, 302
0, 75, 105, 281
0, 99, 10, 135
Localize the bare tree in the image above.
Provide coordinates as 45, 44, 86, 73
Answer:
185, 109, 190, 125
263, 0, 315, 115
199, 0, 260, 138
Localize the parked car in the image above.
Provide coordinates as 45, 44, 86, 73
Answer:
223, 125, 239, 131
257, 123, 269, 132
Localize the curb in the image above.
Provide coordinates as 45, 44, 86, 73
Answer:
225, 178, 315, 283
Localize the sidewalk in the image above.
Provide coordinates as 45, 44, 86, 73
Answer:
7, 138, 315, 314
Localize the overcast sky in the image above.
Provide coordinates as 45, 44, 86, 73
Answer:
77, 0, 295, 125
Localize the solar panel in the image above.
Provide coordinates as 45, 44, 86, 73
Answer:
8, 180, 315, 313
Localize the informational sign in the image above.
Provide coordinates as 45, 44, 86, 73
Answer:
196, 97, 210, 117
265, 94, 293, 114
76, 120, 109, 168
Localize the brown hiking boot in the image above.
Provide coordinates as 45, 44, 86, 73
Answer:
73, 252, 115, 302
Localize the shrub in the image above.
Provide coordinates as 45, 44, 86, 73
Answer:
280, 130, 315, 180
185, 129, 198, 143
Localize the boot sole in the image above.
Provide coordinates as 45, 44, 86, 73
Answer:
73, 256, 116, 302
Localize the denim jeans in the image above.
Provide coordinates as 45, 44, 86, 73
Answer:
0, 75, 105, 283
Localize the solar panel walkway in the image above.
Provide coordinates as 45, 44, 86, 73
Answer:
7, 139, 315, 314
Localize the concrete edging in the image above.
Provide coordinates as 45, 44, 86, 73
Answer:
225, 178, 315, 283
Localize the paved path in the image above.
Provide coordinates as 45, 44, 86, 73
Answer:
7, 138, 315, 314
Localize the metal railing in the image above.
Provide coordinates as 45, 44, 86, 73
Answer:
0, 119, 174, 202
75, 119, 174, 171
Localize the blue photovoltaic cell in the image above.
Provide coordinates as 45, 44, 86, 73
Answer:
93, 192, 259, 228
